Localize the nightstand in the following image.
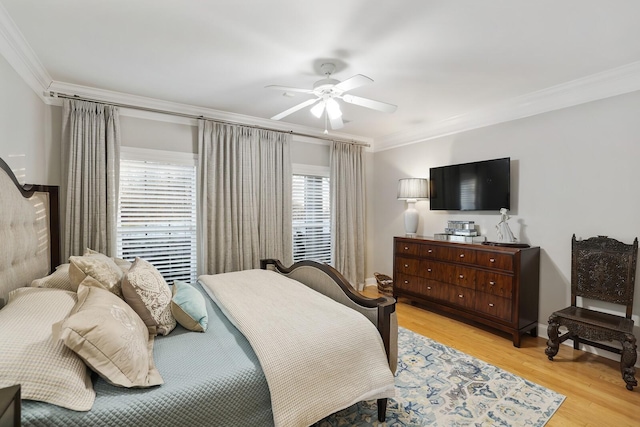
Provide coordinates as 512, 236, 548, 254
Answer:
0, 385, 20, 427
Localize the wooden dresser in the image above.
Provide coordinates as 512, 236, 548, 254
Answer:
393, 236, 540, 346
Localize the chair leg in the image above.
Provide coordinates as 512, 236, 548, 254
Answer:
621, 333, 637, 391
545, 315, 560, 360
573, 335, 580, 350
377, 398, 387, 422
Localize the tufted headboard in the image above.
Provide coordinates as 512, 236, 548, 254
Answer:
0, 157, 60, 305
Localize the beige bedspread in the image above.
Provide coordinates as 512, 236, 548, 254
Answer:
200, 269, 395, 427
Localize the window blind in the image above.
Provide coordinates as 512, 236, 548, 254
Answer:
292, 173, 331, 264
117, 158, 197, 283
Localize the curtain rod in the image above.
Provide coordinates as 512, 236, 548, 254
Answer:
49, 92, 371, 148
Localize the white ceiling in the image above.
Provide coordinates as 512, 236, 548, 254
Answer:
3, 0, 640, 145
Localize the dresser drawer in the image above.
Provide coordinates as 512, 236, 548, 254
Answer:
476, 271, 513, 298
396, 257, 421, 276
453, 266, 476, 289
476, 251, 514, 271
420, 260, 441, 280
394, 273, 424, 292
419, 244, 439, 259
446, 285, 476, 310
437, 246, 477, 264
420, 280, 448, 300
438, 265, 476, 289
395, 241, 422, 256
475, 293, 512, 322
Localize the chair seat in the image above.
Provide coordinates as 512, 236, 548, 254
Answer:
553, 306, 634, 334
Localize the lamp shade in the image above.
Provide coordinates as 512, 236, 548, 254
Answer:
397, 178, 429, 200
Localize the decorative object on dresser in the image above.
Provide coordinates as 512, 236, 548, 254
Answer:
0, 385, 20, 427
496, 208, 517, 243
434, 220, 487, 243
393, 236, 540, 346
545, 235, 638, 390
397, 178, 429, 236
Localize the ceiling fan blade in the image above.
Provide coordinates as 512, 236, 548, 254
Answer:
271, 98, 319, 120
342, 94, 397, 113
334, 74, 373, 93
265, 85, 314, 94
329, 114, 344, 130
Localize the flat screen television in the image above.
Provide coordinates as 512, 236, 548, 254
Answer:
429, 157, 510, 211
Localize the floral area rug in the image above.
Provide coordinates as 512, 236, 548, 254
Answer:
315, 327, 565, 426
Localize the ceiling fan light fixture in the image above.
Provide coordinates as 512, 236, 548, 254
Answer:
325, 98, 342, 119
310, 101, 325, 118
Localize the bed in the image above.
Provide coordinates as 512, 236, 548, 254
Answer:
0, 156, 398, 427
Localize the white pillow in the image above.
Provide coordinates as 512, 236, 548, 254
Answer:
55, 283, 164, 388
0, 287, 95, 411
69, 252, 124, 297
30, 263, 75, 292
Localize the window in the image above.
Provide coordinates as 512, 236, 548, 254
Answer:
117, 148, 197, 283
292, 165, 331, 264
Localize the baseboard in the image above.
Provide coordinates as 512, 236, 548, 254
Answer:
537, 322, 640, 368
364, 277, 377, 288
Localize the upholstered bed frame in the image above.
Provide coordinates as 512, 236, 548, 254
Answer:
0, 155, 397, 423
0, 157, 60, 306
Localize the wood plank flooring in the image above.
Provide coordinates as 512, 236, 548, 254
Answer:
362, 288, 640, 426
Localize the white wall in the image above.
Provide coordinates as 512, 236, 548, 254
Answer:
0, 53, 54, 185
372, 90, 640, 347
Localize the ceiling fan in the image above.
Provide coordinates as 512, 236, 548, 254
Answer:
266, 63, 397, 133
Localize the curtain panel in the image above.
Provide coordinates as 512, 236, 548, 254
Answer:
330, 141, 366, 289
198, 120, 292, 274
61, 99, 120, 259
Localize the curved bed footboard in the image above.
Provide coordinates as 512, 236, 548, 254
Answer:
260, 259, 397, 422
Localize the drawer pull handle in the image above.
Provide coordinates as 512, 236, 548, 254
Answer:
427, 286, 431, 290
404, 280, 409, 284
490, 258, 495, 263
404, 264, 409, 268
404, 246, 409, 250
459, 254, 465, 258
489, 303, 494, 307
458, 294, 464, 298
459, 274, 464, 279
427, 268, 432, 272
489, 281, 495, 285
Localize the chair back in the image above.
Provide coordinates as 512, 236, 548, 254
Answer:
571, 234, 638, 318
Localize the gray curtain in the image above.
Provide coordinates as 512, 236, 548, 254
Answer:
198, 120, 292, 274
62, 99, 120, 259
330, 141, 365, 289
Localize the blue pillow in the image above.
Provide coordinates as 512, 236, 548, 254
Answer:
171, 281, 208, 332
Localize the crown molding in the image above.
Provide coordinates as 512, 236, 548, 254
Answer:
0, 2, 51, 99
375, 61, 640, 152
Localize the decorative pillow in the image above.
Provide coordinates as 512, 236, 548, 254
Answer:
122, 257, 176, 336
30, 263, 75, 292
84, 248, 132, 273
54, 283, 164, 388
69, 252, 124, 297
171, 281, 208, 332
0, 287, 95, 411
113, 257, 133, 273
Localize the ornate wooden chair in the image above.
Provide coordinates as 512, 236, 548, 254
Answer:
546, 235, 638, 390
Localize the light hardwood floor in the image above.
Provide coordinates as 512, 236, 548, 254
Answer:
361, 288, 640, 427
